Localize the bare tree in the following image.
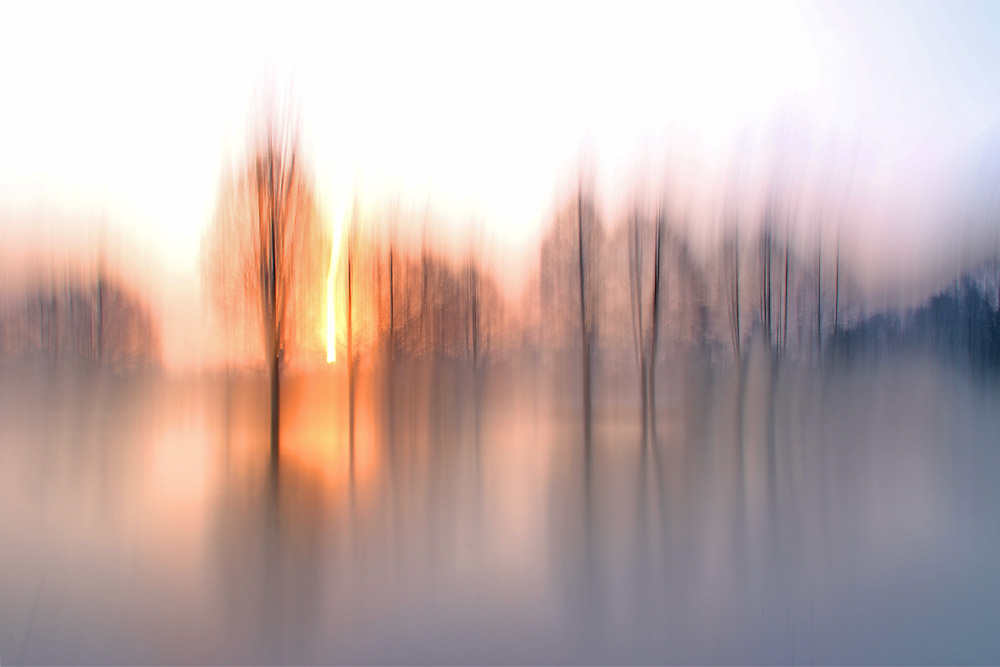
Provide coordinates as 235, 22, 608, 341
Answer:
538, 175, 603, 519
627, 202, 664, 448
0, 275, 158, 371
782, 223, 790, 352
816, 229, 823, 360
575, 181, 602, 476
724, 224, 742, 364
834, 231, 841, 334
759, 224, 774, 348
757, 209, 794, 353
202, 114, 329, 473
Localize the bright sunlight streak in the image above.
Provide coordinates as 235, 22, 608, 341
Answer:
326, 201, 347, 363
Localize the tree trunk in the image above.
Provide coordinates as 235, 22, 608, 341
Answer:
834, 237, 841, 334
96, 270, 104, 364
817, 236, 823, 361
783, 227, 789, 353
730, 234, 741, 363
629, 214, 647, 449
648, 217, 662, 448
269, 350, 280, 476
389, 243, 394, 361
347, 231, 355, 492
578, 187, 592, 484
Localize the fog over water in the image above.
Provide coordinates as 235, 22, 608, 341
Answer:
2, 346, 1000, 664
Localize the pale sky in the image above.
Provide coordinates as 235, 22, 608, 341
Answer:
1, 1, 999, 364
3, 1, 998, 253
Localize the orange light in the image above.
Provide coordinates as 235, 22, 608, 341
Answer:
326, 202, 346, 363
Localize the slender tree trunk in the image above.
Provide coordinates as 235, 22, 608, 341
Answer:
729, 234, 742, 363
51, 295, 58, 364
817, 235, 823, 361
269, 350, 280, 474
347, 227, 355, 493
629, 215, 647, 449
268, 161, 280, 478
639, 363, 648, 446
578, 187, 592, 481
783, 227, 790, 353
96, 269, 104, 364
735, 238, 741, 360
648, 216, 663, 447
389, 243, 394, 361
470, 268, 481, 475
834, 237, 841, 334
762, 232, 771, 347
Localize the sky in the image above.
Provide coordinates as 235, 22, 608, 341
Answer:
1, 1, 999, 365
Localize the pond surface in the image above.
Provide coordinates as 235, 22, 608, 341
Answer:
2, 352, 1000, 664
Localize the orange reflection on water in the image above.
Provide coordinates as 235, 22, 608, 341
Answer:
279, 368, 381, 496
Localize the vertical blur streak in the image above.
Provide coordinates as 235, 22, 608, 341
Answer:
5, 90, 1000, 666
326, 203, 345, 363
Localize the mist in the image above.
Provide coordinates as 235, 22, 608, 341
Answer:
3, 2, 1000, 665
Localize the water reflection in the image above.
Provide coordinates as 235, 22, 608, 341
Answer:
2, 350, 1000, 664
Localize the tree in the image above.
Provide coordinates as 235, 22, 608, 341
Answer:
723, 224, 742, 364
626, 202, 664, 449
538, 175, 603, 510
574, 182, 601, 458
0, 277, 158, 371
757, 212, 792, 353
202, 115, 329, 473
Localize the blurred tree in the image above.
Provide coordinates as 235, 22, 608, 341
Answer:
0, 277, 158, 371
626, 203, 662, 448
723, 225, 743, 364
202, 116, 330, 470
539, 177, 602, 489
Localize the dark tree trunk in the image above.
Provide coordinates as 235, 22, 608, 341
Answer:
834, 237, 841, 334
96, 269, 104, 364
629, 213, 647, 449
817, 235, 823, 360
649, 218, 662, 447
577, 186, 592, 485
347, 229, 355, 493
269, 351, 280, 478
389, 243, 394, 360
783, 229, 789, 353
729, 233, 742, 364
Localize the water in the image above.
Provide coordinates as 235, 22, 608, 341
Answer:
2, 350, 1000, 664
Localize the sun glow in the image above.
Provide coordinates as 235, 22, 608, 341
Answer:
326, 202, 346, 363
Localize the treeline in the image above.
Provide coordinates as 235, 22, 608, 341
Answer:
531, 180, 864, 373
202, 130, 998, 383
832, 264, 1000, 370
328, 180, 1000, 380
329, 207, 518, 368
0, 272, 159, 372
200, 126, 1000, 475
330, 180, 864, 376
